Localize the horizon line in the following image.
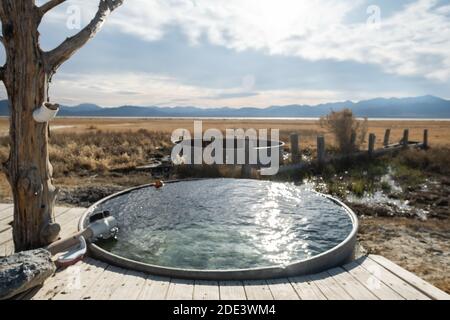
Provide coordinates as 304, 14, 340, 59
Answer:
50, 94, 450, 109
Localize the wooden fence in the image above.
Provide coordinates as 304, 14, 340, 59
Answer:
280, 129, 429, 173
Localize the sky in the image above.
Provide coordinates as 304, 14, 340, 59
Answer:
1, 0, 450, 108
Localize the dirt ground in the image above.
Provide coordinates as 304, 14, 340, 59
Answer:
358, 217, 450, 293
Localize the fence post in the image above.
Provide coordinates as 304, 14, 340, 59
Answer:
190, 139, 195, 165
350, 131, 357, 151
241, 137, 252, 178
317, 136, 326, 166
383, 129, 391, 147
403, 129, 409, 148
290, 133, 300, 163
423, 129, 429, 149
368, 133, 376, 157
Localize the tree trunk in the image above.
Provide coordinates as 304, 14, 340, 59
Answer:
1, 0, 123, 251
2, 2, 60, 251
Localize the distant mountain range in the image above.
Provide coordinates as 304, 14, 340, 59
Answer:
1, 95, 450, 118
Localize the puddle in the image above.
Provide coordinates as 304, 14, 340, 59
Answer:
380, 168, 403, 193
347, 191, 428, 220
349, 170, 429, 220
302, 170, 429, 220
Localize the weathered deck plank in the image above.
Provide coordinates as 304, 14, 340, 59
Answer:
0, 240, 14, 256
343, 259, 404, 300
0, 206, 13, 245
5, 206, 84, 248
327, 267, 378, 300
307, 272, 353, 300
56, 208, 86, 238
83, 265, 128, 300
243, 280, 274, 300
358, 256, 430, 300
109, 270, 147, 300
0, 203, 13, 210
368, 255, 449, 300
194, 281, 220, 300
0, 204, 13, 219
52, 258, 108, 300
0, 206, 71, 232
219, 281, 247, 300
29, 261, 85, 300
139, 275, 171, 300
0, 229, 12, 246
266, 278, 299, 300
0, 216, 12, 233
289, 276, 327, 300
0, 206, 83, 256
166, 279, 195, 300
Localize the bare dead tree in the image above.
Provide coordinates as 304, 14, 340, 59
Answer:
0, 0, 124, 251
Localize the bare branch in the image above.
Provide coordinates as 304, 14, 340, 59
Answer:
0, 1, 6, 21
44, 0, 124, 72
0, 4, 6, 84
0, 65, 5, 82
39, 0, 67, 16
0, 4, 6, 45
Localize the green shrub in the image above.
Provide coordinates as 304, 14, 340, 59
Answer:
350, 179, 366, 197
392, 164, 425, 189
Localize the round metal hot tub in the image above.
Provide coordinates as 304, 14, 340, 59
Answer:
79, 179, 358, 280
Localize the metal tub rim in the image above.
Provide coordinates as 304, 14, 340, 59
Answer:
79, 178, 358, 280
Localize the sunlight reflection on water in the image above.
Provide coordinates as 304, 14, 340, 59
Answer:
95, 178, 353, 270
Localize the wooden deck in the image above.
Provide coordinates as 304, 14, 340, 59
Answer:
0, 203, 448, 300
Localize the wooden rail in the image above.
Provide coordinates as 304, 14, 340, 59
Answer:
279, 129, 428, 174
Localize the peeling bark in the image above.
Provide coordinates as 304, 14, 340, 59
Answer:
0, 1, 59, 251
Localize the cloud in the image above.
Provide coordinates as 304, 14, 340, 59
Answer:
90, 0, 450, 81
24, 0, 449, 107
48, 71, 413, 107
213, 92, 260, 100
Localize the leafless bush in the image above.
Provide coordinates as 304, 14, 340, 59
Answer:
320, 109, 368, 153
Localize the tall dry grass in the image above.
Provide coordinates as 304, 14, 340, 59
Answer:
395, 147, 450, 175
0, 129, 172, 177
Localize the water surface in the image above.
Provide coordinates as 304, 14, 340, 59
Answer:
96, 179, 353, 270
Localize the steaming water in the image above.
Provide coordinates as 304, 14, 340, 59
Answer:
95, 179, 353, 270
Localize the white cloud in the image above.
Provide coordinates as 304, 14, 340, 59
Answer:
48, 71, 413, 107
32, 0, 450, 107
93, 0, 450, 81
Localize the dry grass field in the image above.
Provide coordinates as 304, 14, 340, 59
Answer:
0, 116, 448, 202
0, 117, 448, 188
0, 116, 448, 173
1, 117, 448, 146
0, 116, 447, 177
